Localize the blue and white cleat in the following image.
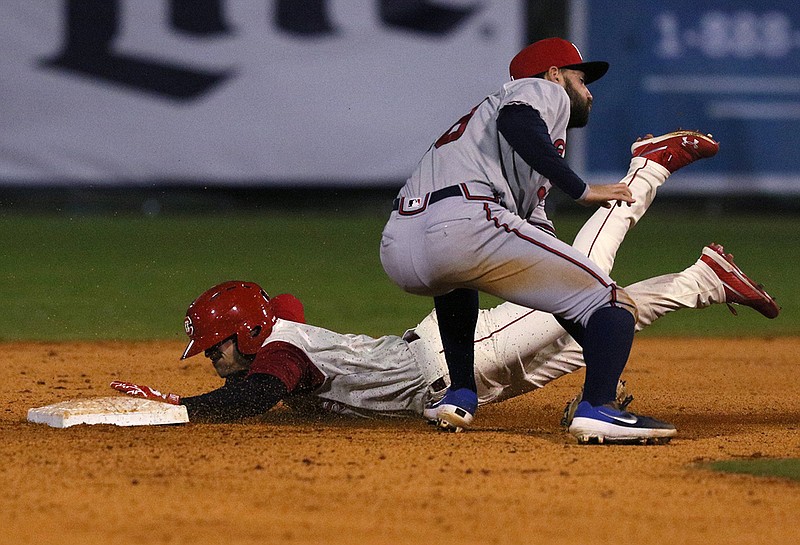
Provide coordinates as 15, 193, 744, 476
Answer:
423, 388, 477, 433
568, 401, 677, 445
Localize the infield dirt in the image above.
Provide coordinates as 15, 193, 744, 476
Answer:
2, 337, 799, 545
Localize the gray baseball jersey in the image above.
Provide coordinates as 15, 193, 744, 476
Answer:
403, 78, 569, 227
380, 76, 634, 328
265, 319, 432, 417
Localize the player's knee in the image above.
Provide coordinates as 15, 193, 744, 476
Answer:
611, 286, 638, 324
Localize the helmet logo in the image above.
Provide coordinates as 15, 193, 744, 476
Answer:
184, 316, 194, 336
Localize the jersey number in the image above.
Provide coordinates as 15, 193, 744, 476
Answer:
433, 99, 486, 148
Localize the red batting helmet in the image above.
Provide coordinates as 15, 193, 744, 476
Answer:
181, 280, 276, 360
509, 37, 609, 84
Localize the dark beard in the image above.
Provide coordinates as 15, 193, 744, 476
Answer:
565, 80, 591, 128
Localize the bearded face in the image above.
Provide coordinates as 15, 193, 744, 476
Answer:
564, 75, 592, 128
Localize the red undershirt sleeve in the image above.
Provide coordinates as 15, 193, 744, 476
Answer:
248, 341, 325, 393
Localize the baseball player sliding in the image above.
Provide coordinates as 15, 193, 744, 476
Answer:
379, 37, 717, 441
110, 138, 779, 443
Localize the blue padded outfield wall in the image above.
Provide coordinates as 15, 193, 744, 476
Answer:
570, 0, 800, 194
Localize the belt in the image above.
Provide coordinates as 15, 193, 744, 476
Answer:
403, 331, 448, 395
391, 183, 499, 215
391, 185, 462, 211
430, 377, 448, 394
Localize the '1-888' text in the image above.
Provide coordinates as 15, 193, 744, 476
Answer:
656, 10, 798, 59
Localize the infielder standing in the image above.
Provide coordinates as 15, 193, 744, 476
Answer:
111, 136, 779, 443
379, 37, 718, 441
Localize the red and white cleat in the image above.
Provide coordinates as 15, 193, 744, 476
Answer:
700, 243, 780, 319
631, 130, 719, 173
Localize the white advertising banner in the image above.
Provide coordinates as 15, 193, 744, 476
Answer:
0, 1, 525, 186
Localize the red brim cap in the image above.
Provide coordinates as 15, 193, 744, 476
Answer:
509, 37, 609, 84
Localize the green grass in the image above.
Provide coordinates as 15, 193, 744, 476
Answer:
556, 208, 800, 337
707, 459, 800, 482
1, 209, 798, 341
